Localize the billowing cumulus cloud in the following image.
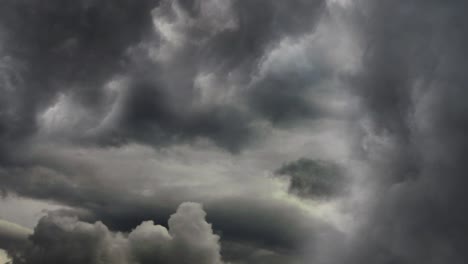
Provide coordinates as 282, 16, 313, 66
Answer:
7, 202, 224, 264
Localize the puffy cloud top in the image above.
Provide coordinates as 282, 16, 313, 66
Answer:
7, 202, 224, 264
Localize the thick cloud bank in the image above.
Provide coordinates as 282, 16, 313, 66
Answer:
6, 202, 224, 264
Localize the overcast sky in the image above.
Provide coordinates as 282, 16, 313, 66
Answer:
1, 0, 468, 263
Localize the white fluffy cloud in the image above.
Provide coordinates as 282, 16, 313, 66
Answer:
129, 202, 223, 264
6, 202, 224, 264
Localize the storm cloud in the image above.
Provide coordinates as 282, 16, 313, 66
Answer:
330, 0, 468, 263
1, 0, 468, 263
0, 0, 328, 156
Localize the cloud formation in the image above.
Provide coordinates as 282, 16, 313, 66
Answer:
275, 158, 346, 199
0, 1, 342, 262
327, 0, 468, 263
2, 0, 468, 263
0, 220, 31, 258
7, 202, 224, 264
0, 0, 329, 156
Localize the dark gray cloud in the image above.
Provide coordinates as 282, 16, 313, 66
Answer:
206, 197, 340, 253
335, 0, 468, 263
0, 166, 335, 257
0, 220, 31, 260
275, 158, 346, 199
4, 0, 468, 263
113, 79, 254, 152
0, 1, 334, 261
103, 0, 329, 150
0, 0, 159, 164
220, 240, 300, 264
0, 146, 341, 261
0, 0, 328, 157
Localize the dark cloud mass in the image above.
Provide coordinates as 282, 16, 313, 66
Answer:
2, 0, 468, 263
0, 0, 159, 163
338, 0, 468, 263
0, 220, 31, 258
275, 158, 346, 198
0, 0, 327, 155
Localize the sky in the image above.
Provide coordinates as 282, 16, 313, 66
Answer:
1, 0, 468, 263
